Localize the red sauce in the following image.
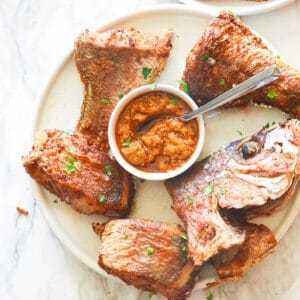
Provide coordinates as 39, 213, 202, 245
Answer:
116, 92, 199, 172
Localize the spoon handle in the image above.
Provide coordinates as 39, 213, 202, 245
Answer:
182, 65, 281, 122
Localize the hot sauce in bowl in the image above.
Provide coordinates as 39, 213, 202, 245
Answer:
109, 84, 205, 180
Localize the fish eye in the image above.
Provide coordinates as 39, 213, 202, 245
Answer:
239, 140, 261, 159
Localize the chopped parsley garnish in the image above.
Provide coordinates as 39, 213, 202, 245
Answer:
142, 67, 152, 80
187, 195, 195, 204
237, 130, 243, 136
146, 247, 154, 255
201, 52, 210, 62
204, 183, 214, 195
177, 80, 189, 95
66, 163, 76, 173
272, 121, 276, 125
180, 233, 188, 240
104, 165, 112, 176
123, 234, 128, 240
220, 189, 227, 195
99, 195, 106, 204
122, 137, 131, 147
112, 56, 119, 63
148, 291, 157, 299
266, 90, 278, 99
206, 291, 213, 300
219, 78, 226, 86
170, 97, 178, 105
118, 94, 124, 99
173, 236, 179, 241
53, 199, 58, 204
65, 129, 74, 135
275, 54, 281, 59
264, 122, 270, 129
181, 243, 187, 252
67, 155, 76, 163
150, 82, 157, 90
101, 98, 110, 105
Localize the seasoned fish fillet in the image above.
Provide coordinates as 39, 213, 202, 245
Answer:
93, 219, 199, 300
208, 223, 277, 288
165, 119, 300, 266
22, 130, 134, 216
182, 11, 300, 116
74, 28, 173, 151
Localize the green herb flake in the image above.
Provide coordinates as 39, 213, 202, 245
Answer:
206, 291, 213, 300
177, 80, 189, 95
272, 121, 276, 125
148, 291, 157, 299
173, 236, 179, 241
170, 97, 178, 105
220, 189, 227, 195
181, 243, 187, 252
104, 165, 112, 176
266, 90, 279, 99
187, 195, 195, 204
112, 56, 119, 63
67, 155, 76, 163
122, 137, 131, 147
123, 234, 128, 240
146, 247, 154, 255
219, 78, 226, 86
150, 82, 157, 90
118, 94, 124, 99
99, 195, 106, 204
142, 67, 152, 80
180, 233, 188, 240
65, 129, 74, 135
101, 98, 110, 105
66, 163, 76, 173
204, 183, 214, 195
53, 199, 58, 204
237, 130, 243, 136
264, 122, 270, 129
201, 52, 210, 62
275, 54, 281, 59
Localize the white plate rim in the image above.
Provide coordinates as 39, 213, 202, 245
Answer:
180, 0, 294, 16
30, 3, 300, 287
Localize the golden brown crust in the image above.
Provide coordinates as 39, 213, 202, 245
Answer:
207, 223, 277, 288
22, 129, 135, 216
182, 11, 300, 117
94, 219, 199, 300
74, 28, 173, 152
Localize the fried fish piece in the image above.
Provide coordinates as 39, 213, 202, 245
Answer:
93, 219, 199, 300
207, 223, 277, 288
22, 130, 134, 216
165, 119, 300, 266
74, 28, 173, 152
182, 11, 300, 117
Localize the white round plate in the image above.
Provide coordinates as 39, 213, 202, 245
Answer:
181, 0, 293, 16
32, 4, 300, 290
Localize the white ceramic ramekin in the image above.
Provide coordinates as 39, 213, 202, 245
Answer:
108, 84, 205, 180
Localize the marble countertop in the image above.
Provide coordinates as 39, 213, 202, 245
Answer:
2, 0, 300, 299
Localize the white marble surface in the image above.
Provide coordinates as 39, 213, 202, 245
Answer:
2, 0, 300, 299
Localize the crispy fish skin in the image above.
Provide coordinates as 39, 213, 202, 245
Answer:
182, 11, 300, 116
74, 28, 173, 151
207, 223, 277, 288
165, 119, 300, 266
94, 219, 199, 300
22, 130, 135, 216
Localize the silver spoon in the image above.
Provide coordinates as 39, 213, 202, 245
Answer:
138, 65, 281, 133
